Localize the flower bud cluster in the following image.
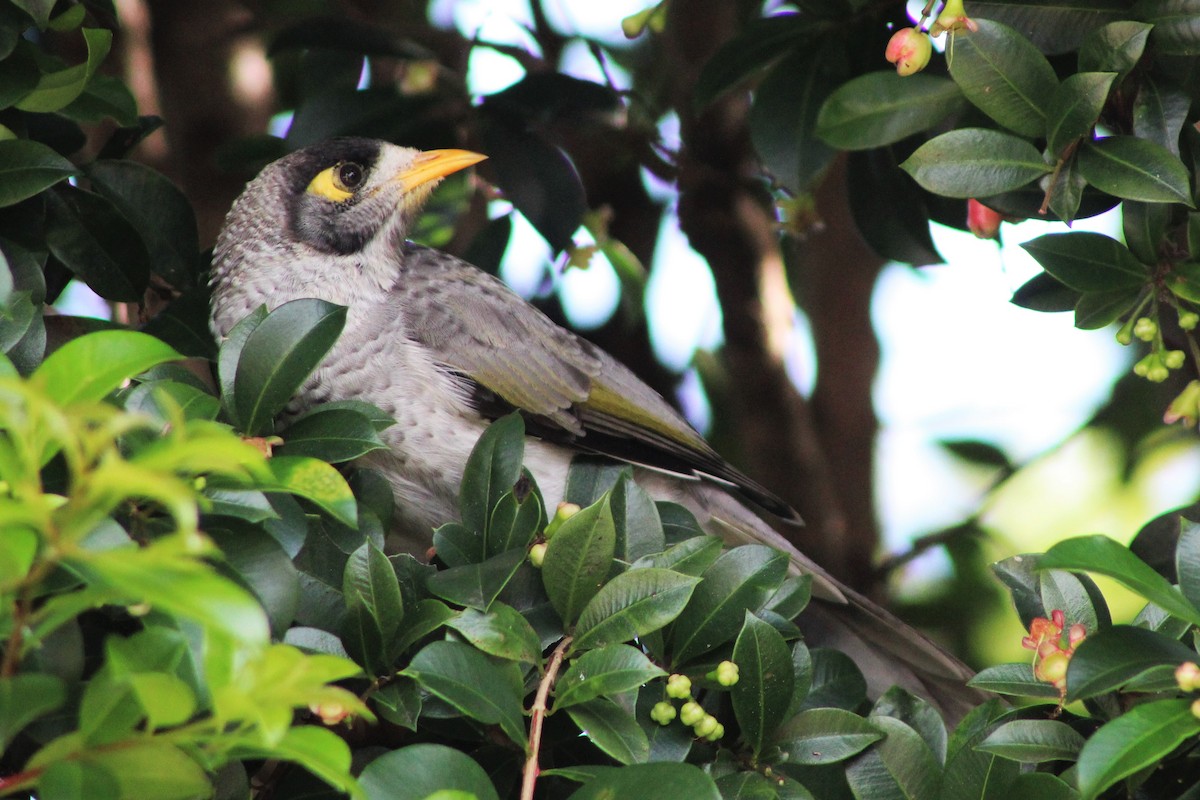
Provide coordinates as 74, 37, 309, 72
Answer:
1021, 609, 1086, 701
649, 668, 737, 742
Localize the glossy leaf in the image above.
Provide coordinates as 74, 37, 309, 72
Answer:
460, 412, 525, 538
565, 698, 651, 765
1021, 232, 1147, 292
444, 603, 541, 663
798, 648, 867, 712
817, 72, 966, 151
938, 700, 1018, 800
732, 612, 793, 756
555, 644, 665, 710
359, 743, 500, 800
0, 138, 76, 206
567, 763, 720, 799
1138, 0, 1200, 55
901, 129, 1050, 198
636, 535, 723, 577
670, 545, 787, 665
1078, 21, 1152, 78
611, 474, 665, 563
751, 47, 837, 192
426, 547, 525, 611
1039, 535, 1200, 625
32, 330, 180, 405
400, 640, 527, 747
573, 567, 700, 652
267, 455, 358, 528
775, 707, 883, 766
278, 407, 389, 463
233, 298, 347, 435
968, 662, 1067, 698
1065, 624, 1198, 701
871, 687, 948, 764
342, 540, 404, 673
1177, 520, 1200, 610
1047, 73, 1115, 157
16, 27, 111, 113
1076, 136, 1193, 205
1133, 78, 1190, 158
1075, 699, 1200, 800
844, 716, 941, 800
694, 13, 812, 108
948, 18, 1058, 137
43, 185, 151, 301
977, 719, 1085, 762
542, 494, 616, 625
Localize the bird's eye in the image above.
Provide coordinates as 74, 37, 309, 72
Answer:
306, 161, 366, 203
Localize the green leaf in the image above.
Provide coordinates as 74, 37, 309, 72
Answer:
542, 494, 617, 625
844, 716, 941, 800
636, 535, 723, 576
1046, 73, 1115, 157
359, 743, 500, 800
1138, 0, 1200, 55
444, 603, 542, 663
799, 648, 867, 712
967, 662, 1068, 698
1078, 21, 1153, 78
460, 412, 525, 538
1077, 136, 1193, 205
86, 160, 200, 289
817, 72, 966, 151
1065, 624, 1198, 701
568, 764, 720, 800
1168, 261, 1200, 302
209, 527, 299, 639
1075, 699, 1200, 800
671, 545, 788, 665
342, 540, 404, 673
694, 14, 812, 108
0, 674, 65, 749
750, 47, 838, 192
871, 687, 948, 764
900, 129, 1050, 198
611, 474, 665, 563
278, 407, 389, 462
775, 708, 883, 766
1133, 77, 1190, 158
39, 760, 120, 800
1011, 272, 1080, 313
1124, 200, 1170, 264
573, 567, 700, 652
1021, 232, 1148, 292
217, 305, 267, 428
1039, 535, 1200, 625
977, 719, 1085, 763
268, 455, 358, 528
1177, 520, 1200, 610
94, 740, 210, 800
0, 139, 76, 207
17, 27, 111, 113
233, 298, 347, 435
400, 640, 527, 747
43, 185, 151, 301
566, 698, 651, 765
426, 547, 525, 611
257, 725, 362, 800
949, 18, 1058, 138
555, 644, 666, 710
938, 700, 1019, 800
731, 612, 793, 757
32, 330, 180, 405
391, 598, 456, 658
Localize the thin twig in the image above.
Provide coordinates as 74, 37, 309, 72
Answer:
521, 636, 572, 800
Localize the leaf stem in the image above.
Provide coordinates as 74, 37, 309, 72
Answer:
521, 635, 572, 800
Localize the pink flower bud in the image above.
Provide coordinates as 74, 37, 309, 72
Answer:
967, 199, 1005, 239
885, 28, 933, 76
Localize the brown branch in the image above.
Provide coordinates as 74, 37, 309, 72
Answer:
521, 636, 572, 800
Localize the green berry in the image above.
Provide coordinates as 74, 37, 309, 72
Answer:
1165, 350, 1187, 369
705, 722, 725, 742
666, 673, 692, 699
650, 701, 677, 725
1180, 310, 1200, 331
543, 502, 581, 540
1133, 317, 1158, 342
679, 701, 704, 727
693, 714, 718, 738
715, 660, 739, 686
1149, 364, 1170, 382
529, 542, 547, 568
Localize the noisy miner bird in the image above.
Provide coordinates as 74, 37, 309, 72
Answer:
210, 137, 981, 719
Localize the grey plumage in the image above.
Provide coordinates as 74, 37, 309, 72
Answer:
210, 137, 983, 720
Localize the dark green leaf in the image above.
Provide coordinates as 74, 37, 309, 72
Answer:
1047, 73, 1115, 157
1046, 154, 1089, 224
33, 330, 180, 405
567, 762, 720, 799
1006, 772, 1079, 799
1178, 521, 1200, 610
359, 743, 500, 800
844, 716, 941, 800
573, 567, 700, 651
1138, 0, 1200, 55
732, 612, 793, 757
1078, 21, 1152, 78
391, 599, 456, 658
400, 640, 527, 747
938, 700, 1018, 800
278, 407, 388, 463
216, 306, 267, 428
977, 719, 1085, 762
460, 412, 525, 538
1021, 232, 1147, 292
1077, 136, 1193, 205
968, 662, 1066, 698
1075, 288, 1138, 329
1124, 200, 1170, 264
611, 475, 665, 563
1039, 568, 1104, 634
0, 139, 76, 207
846, 147, 943, 266
0, 674, 65, 749
342, 540, 404, 673
555, 644, 665, 710
1075, 699, 1200, 799
775, 707, 882, 766
426, 547, 525, 611
901, 129, 1050, 198
670, 545, 787, 665
60, 74, 139, 126
636, 535, 723, 577
233, 298, 347, 435
799, 648, 867, 712
751, 47, 838, 192
542, 494, 616, 625
488, 480, 545, 557
1133, 78, 1190, 158
949, 19, 1058, 137
209, 527, 299, 639
694, 14, 812, 108
16, 27, 111, 113
870, 687, 948, 764
1011, 271, 1079, 313
817, 72, 966, 151
1039, 535, 1200, 625
370, 678, 422, 730
43, 184, 150, 301
1065, 625, 1198, 701
966, 1, 1126, 54
444, 603, 541, 663
86, 159, 199, 289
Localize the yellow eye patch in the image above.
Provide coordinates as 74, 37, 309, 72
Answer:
306, 162, 365, 203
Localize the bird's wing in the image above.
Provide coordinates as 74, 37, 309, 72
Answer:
391, 245, 795, 519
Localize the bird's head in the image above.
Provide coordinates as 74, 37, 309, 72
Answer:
211, 138, 486, 334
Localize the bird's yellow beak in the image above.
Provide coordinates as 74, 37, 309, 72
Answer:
394, 149, 487, 192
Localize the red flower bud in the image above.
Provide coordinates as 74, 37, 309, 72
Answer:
885, 28, 933, 76
967, 199, 1005, 239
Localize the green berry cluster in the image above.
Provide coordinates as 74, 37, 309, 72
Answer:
1116, 309, 1195, 384
649, 665, 738, 742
